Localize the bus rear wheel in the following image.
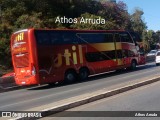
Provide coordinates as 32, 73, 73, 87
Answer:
79, 68, 89, 80
64, 70, 77, 84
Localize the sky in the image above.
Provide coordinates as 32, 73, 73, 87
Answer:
118, 0, 160, 31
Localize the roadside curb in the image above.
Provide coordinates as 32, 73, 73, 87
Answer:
15, 76, 160, 120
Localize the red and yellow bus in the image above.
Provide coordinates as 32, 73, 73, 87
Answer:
11, 29, 145, 85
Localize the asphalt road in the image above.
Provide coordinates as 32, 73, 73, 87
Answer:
49, 79, 160, 120
0, 62, 160, 111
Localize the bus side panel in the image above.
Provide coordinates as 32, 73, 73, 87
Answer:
36, 44, 88, 84
36, 45, 66, 84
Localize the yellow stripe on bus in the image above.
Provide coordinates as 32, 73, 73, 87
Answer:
90, 43, 122, 51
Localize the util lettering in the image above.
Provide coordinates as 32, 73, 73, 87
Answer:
54, 45, 83, 67
15, 32, 24, 42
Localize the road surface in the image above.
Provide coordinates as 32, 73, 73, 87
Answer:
46, 80, 160, 120
0, 62, 159, 112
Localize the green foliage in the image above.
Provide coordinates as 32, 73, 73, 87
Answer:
130, 8, 147, 35
142, 30, 160, 51
98, 1, 130, 30
15, 13, 44, 29
0, 0, 149, 70
0, 23, 12, 69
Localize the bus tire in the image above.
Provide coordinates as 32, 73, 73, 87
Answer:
130, 60, 137, 70
64, 70, 77, 84
79, 68, 89, 80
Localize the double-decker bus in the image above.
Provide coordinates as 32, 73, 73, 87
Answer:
11, 29, 145, 85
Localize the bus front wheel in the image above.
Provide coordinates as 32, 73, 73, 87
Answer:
64, 70, 77, 84
130, 60, 137, 70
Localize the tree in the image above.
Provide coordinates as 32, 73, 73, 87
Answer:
15, 13, 44, 29
0, 23, 13, 68
142, 30, 159, 51
98, 1, 130, 30
130, 8, 147, 35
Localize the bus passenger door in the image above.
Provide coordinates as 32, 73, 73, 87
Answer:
122, 49, 129, 66
114, 33, 125, 67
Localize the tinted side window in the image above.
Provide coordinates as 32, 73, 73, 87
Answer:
85, 52, 103, 62
35, 31, 116, 45
105, 33, 114, 42
114, 34, 121, 42
117, 50, 123, 58
50, 32, 62, 44
35, 30, 78, 45
61, 32, 77, 44
129, 32, 141, 42
85, 51, 116, 62
120, 32, 133, 43
77, 33, 106, 43
77, 33, 114, 43
103, 51, 116, 59
36, 32, 50, 45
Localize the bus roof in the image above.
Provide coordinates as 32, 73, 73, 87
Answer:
14, 28, 127, 33
14, 29, 28, 34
